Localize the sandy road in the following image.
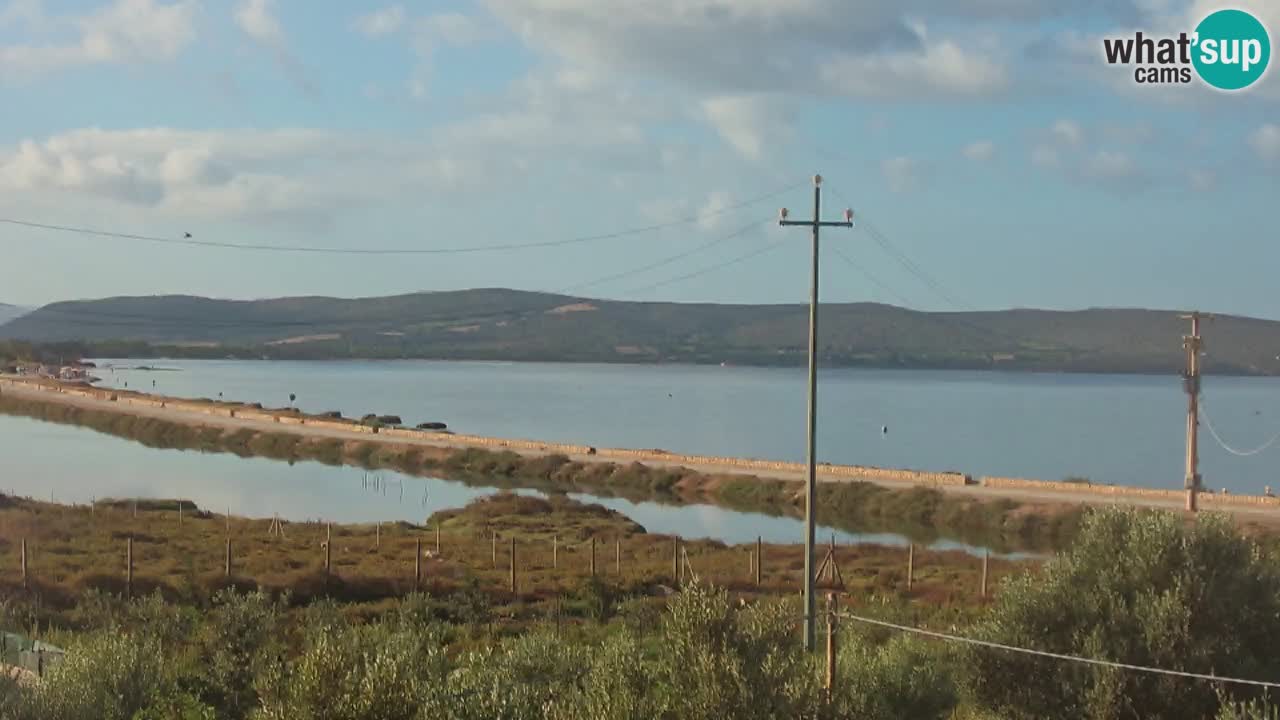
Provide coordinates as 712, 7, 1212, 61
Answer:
3, 380, 1278, 524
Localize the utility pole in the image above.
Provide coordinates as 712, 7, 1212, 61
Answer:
1181, 312, 1211, 512
779, 174, 854, 651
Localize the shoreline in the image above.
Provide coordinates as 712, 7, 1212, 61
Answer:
6, 375, 1278, 513
1, 376, 1278, 550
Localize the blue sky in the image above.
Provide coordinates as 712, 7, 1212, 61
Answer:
1, 0, 1278, 318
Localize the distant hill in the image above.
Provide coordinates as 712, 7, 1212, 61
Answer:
2, 289, 1278, 375
0, 303, 29, 326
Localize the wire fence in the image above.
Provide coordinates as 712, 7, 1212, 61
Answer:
1, 498, 1013, 608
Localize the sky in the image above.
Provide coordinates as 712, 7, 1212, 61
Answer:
0, 0, 1278, 317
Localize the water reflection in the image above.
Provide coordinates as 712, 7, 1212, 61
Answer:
0, 414, 1002, 554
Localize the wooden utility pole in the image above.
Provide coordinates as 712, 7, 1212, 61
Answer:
552, 535, 558, 570
615, 538, 621, 576
980, 550, 989, 599
1182, 312, 1210, 512
20, 538, 27, 589
906, 544, 914, 591
589, 537, 597, 577
225, 538, 232, 577
492, 532, 498, 569
510, 537, 517, 595
779, 174, 855, 652
414, 538, 422, 591
126, 536, 134, 598
434, 523, 440, 555
324, 523, 332, 575
672, 538, 680, 585
755, 536, 762, 587
825, 593, 838, 701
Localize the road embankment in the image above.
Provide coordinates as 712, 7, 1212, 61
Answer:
1, 376, 1276, 548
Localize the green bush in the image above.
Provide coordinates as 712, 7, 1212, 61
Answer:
253, 616, 448, 720
829, 632, 958, 719
191, 590, 284, 720
649, 585, 817, 720
24, 631, 172, 720
965, 508, 1280, 719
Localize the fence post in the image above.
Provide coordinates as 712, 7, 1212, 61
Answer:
376, 522, 381, 550
126, 536, 134, 599
615, 537, 621, 576
325, 523, 332, 576
672, 537, 679, 585
980, 550, 989, 599
414, 537, 422, 591
20, 538, 27, 589
589, 537, 597, 577
225, 538, 232, 577
755, 536, 762, 587
492, 532, 498, 569
907, 544, 914, 591
553, 535, 558, 570
510, 536, 517, 595
435, 523, 440, 555
825, 593, 838, 702
178, 501, 183, 526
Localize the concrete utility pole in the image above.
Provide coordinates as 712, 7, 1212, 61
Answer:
1181, 312, 1211, 512
779, 174, 854, 652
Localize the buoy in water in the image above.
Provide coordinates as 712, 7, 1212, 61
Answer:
881, 425, 888, 434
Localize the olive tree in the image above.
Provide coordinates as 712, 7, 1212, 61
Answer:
965, 508, 1280, 720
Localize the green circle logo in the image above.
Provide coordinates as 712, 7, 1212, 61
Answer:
1192, 9, 1271, 91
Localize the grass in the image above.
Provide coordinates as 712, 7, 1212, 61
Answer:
0, 493, 1030, 625
0, 391, 1086, 552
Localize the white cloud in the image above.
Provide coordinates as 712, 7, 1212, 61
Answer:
416, 12, 486, 45
1083, 150, 1137, 179
1051, 119, 1084, 146
354, 5, 405, 37
696, 191, 732, 230
0, 0, 196, 77
700, 94, 791, 161
882, 156, 921, 193
235, 0, 283, 46
0, 128, 474, 221
1188, 169, 1215, 191
821, 40, 1009, 99
1251, 124, 1280, 163
478, 0, 1049, 101
1031, 144, 1059, 167
962, 140, 995, 161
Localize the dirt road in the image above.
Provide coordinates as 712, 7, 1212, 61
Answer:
3, 379, 1278, 524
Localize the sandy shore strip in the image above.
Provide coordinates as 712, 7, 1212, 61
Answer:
2, 376, 1277, 523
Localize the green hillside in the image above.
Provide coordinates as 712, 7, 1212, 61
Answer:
2, 289, 1278, 374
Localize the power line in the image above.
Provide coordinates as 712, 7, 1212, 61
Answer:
1199, 398, 1280, 457
828, 245, 918, 309
3, 222, 776, 332
837, 612, 1280, 690
822, 186, 974, 310
0, 180, 804, 256
624, 232, 785, 295
558, 218, 769, 294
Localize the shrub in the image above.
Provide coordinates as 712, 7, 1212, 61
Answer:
191, 590, 284, 720
965, 508, 1280, 719
25, 631, 172, 720
650, 585, 817, 719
